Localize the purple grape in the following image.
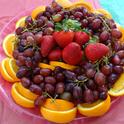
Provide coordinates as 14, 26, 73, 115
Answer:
21, 77, 31, 88
45, 83, 54, 95
91, 18, 102, 30
108, 73, 119, 84
55, 82, 65, 94
16, 67, 28, 78
46, 21, 54, 28
33, 75, 44, 84
74, 12, 83, 19
55, 73, 65, 82
40, 68, 52, 77
93, 90, 99, 101
116, 50, 124, 58
33, 67, 41, 75
25, 16, 33, 26
98, 85, 107, 93
100, 31, 109, 42
81, 19, 88, 28
101, 65, 112, 75
111, 29, 122, 39
36, 19, 44, 27
43, 27, 54, 35
65, 83, 74, 92
86, 80, 96, 90
45, 76, 56, 84
24, 48, 34, 57
113, 65, 123, 74
86, 68, 96, 78
13, 49, 19, 59
94, 72, 106, 86
111, 55, 121, 65
99, 92, 107, 100
15, 27, 23, 35
35, 31, 42, 44
29, 84, 42, 95
33, 51, 42, 62
64, 70, 76, 80
25, 57, 33, 67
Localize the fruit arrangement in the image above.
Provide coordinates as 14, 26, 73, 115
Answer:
0, 0, 124, 123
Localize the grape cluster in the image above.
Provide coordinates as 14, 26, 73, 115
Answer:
13, 1, 124, 106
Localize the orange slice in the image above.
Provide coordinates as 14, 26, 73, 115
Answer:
78, 95, 111, 117
43, 98, 74, 111
5, 58, 19, 81
39, 63, 55, 70
68, 1, 94, 12
94, 9, 112, 19
16, 16, 27, 28
31, 6, 46, 19
17, 82, 38, 101
11, 83, 34, 108
55, 0, 72, 8
0, 58, 15, 82
2, 34, 16, 57
41, 99, 77, 123
50, 61, 78, 70
108, 73, 124, 96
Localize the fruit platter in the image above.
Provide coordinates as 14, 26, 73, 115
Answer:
0, 0, 124, 123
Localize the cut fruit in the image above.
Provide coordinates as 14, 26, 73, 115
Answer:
78, 95, 111, 117
94, 9, 112, 19
11, 83, 34, 108
0, 58, 15, 82
116, 23, 124, 42
2, 34, 16, 57
31, 6, 46, 19
17, 83, 38, 101
16, 16, 27, 28
55, 0, 72, 8
39, 63, 55, 70
50, 61, 78, 70
68, 1, 94, 12
41, 99, 77, 123
5, 58, 19, 81
108, 73, 124, 96
43, 98, 74, 111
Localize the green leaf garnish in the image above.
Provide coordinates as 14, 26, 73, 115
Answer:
55, 19, 81, 31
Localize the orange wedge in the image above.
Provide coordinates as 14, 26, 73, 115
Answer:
108, 73, 124, 96
5, 58, 19, 81
16, 16, 27, 28
116, 23, 124, 42
50, 61, 78, 70
68, 1, 94, 12
39, 63, 55, 70
31, 6, 46, 19
78, 95, 111, 117
0, 58, 15, 82
43, 98, 74, 111
41, 99, 77, 123
55, 0, 72, 8
94, 9, 112, 19
17, 82, 38, 101
2, 34, 16, 57
11, 83, 35, 108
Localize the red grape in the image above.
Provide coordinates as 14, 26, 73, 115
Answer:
45, 76, 56, 84
33, 75, 44, 84
101, 65, 112, 75
40, 68, 52, 77
21, 77, 31, 88
86, 68, 96, 78
55, 82, 65, 94
45, 83, 54, 95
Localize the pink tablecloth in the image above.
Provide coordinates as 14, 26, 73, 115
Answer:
0, 0, 124, 124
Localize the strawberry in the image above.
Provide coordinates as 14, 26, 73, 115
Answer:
85, 43, 109, 62
48, 49, 62, 61
74, 31, 90, 46
53, 31, 75, 48
41, 35, 56, 57
62, 42, 83, 65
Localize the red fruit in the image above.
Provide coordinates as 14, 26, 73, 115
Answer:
53, 31, 75, 48
48, 49, 62, 61
62, 42, 83, 65
41, 35, 56, 57
75, 31, 90, 46
85, 43, 109, 62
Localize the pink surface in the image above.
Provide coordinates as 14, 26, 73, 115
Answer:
0, 0, 124, 124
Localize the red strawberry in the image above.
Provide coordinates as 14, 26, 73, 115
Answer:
85, 43, 109, 62
48, 49, 62, 61
41, 35, 56, 57
62, 42, 83, 65
53, 31, 75, 48
75, 31, 90, 46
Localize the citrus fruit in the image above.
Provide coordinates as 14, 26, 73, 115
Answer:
78, 95, 111, 117
11, 83, 35, 108
0, 58, 15, 82
39, 63, 55, 70
43, 98, 74, 111
50, 61, 78, 70
108, 73, 124, 96
2, 34, 16, 57
94, 9, 112, 19
116, 23, 124, 42
17, 82, 38, 101
68, 1, 94, 12
16, 16, 27, 28
5, 58, 19, 81
55, 0, 72, 8
40, 99, 77, 123
31, 6, 46, 19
